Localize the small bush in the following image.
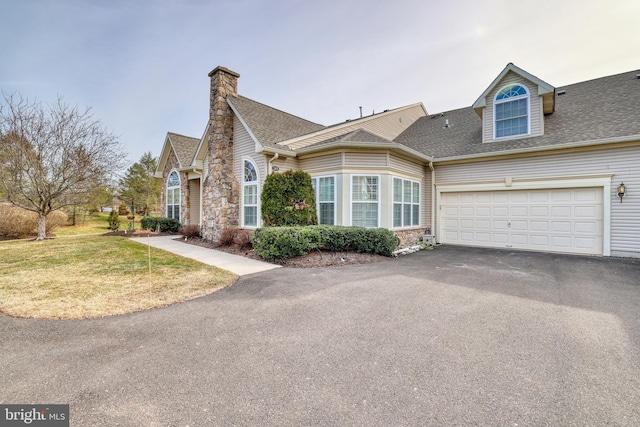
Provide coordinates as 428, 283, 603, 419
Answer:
140, 217, 180, 233
107, 211, 120, 231
118, 203, 128, 215
233, 229, 253, 249
218, 228, 236, 247
179, 224, 201, 239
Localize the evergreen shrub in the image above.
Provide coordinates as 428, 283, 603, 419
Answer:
261, 170, 318, 226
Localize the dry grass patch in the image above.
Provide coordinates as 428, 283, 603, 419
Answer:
0, 236, 237, 319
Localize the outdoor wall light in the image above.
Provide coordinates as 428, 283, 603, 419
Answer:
617, 182, 626, 203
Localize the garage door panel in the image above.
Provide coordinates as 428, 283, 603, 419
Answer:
440, 188, 603, 255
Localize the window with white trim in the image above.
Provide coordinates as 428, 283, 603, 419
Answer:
351, 175, 379, 228
393, 178, 420, 228
243, 159, 259, 227
494, 84, 529, 138
166, 171, 180, 221
312, 176, 336, 225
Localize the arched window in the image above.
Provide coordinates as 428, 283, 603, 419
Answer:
494, 84, 529, 138
167, 171, 180, 221
243, 160, 259, 227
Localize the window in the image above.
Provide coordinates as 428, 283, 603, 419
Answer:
393, 178, 420, 228
312, 176, 336, 225
167, 171, 180, 221
351, 175, 379, 228
243, 159, 259, 227
494, 84, 529, 138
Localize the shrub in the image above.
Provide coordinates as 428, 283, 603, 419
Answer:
0, 203, 68, 238
218, 228, 237, 247
251, 225, 398, 260
261, 170, 318, 226
140, 217, 180, 233
179, 224, 201, 239
118, 203, 128, 215
107, 210, 120, 231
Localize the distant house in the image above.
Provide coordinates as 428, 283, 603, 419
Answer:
156, 64, 640, 257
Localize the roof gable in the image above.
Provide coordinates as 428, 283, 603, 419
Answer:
228, 95, 325, 151
155, 132, 201, 176
472, 63, 555, 117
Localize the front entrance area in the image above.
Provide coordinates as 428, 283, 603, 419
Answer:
440, 188, 604, 255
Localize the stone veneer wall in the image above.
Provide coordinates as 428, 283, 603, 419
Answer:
161, 150, 190, 224
201, 67, 241, 242
394, 228, 429, 247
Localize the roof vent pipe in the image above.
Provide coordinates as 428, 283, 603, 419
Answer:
359, 106, 363, 118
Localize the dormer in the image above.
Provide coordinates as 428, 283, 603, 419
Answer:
472, 63, 555, 143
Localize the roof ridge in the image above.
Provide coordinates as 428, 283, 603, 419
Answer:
236, 95, 324, 128
167, 131, 199, 140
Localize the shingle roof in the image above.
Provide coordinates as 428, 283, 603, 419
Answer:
229, 95, 325, 149
395, 69, 640, 159
304, 129, 395, 148
167, 132, 200, 167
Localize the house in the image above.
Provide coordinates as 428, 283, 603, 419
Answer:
156, 64, 640, 258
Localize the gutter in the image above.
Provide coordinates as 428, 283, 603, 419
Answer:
295, 140, 433, 162
428, 160, 436, 242
434, 134, 640, 164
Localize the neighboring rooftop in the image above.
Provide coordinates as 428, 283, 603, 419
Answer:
395, 69, 640, 159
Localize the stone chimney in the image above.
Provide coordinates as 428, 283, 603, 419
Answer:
201, 66, 241, 242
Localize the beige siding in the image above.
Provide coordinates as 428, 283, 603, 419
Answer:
344, 152, 387, 167
188, 179, 201, 225
299, 153, 342, 171
483, 71, 543, 143
389, 154, 424, 176
435, 145, 640, 255
271, 156, 299, 172
422, 169, 432, 231
286, 104, 426, 150
233, 116, 267, 184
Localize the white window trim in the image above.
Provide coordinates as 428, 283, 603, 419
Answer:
242, 158, 260, 228
392, 177, 420, 229
167, 169, 180, 221
350, 174, 381, 228
493, 84, 530, 140
312, 175, 337, 226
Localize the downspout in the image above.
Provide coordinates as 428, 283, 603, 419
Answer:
428, 160, 436, 240
268, 153, 279, 175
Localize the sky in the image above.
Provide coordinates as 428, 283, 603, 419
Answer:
1, 0, 639, 169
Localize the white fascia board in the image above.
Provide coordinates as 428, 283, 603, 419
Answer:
295, 141, 432, 162
156, 134, 175, 173
192, 122, 210, 163
433, 134, 640, 164
227, 96, 264, 154
277, 103, 427, 148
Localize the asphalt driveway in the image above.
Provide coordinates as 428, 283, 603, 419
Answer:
2, 246, 639, 426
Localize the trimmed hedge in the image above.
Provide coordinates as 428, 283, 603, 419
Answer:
140, 217, 180, 233
251, 225, 398, 260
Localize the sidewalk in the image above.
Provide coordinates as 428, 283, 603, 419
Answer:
129, 235, 281, 276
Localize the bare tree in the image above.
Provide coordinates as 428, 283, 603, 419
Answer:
0, 93, 126, 240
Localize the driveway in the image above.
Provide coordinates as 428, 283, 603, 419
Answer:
2, 246, 639, 426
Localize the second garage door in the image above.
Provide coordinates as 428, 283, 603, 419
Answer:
440, 188, 603, 255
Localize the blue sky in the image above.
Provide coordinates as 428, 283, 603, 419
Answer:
1, 0, 638, 168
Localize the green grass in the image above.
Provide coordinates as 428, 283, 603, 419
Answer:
55, 211, 136, 237
0, 234, 237, 319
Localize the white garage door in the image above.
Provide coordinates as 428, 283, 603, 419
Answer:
440, 188, 603, 255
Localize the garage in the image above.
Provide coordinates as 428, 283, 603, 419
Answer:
440, 188, 604, 255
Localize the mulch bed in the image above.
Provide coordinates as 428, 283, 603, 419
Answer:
181, 237, 390, 268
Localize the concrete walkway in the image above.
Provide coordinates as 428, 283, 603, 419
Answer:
129, 235, 280, 276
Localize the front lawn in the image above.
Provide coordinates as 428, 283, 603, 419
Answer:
0, 235, 237, 319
